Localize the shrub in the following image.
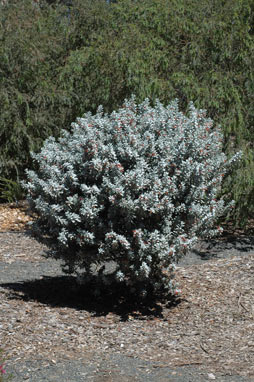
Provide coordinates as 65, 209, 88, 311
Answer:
23, 97, 241, 298
0, 177, 24, 203
0, 0, 72, 183
0, 0, 108, 187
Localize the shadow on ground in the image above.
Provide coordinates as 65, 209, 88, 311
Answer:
0, 275, 181, 321
183, 234, 254, 262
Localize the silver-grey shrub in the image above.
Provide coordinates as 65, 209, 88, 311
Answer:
23, 97, 241, 298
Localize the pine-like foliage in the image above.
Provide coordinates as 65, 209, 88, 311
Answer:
23, 97, 241, 298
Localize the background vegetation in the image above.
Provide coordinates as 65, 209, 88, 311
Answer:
0, 0, 253, 229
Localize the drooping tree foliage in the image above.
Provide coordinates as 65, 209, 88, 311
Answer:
0, 0, 110, 196
0, 0, 254, 228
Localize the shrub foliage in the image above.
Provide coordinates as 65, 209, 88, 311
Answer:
23, 97, 241, 298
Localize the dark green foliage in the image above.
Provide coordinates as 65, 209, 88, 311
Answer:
0, 0, 254, 229
0, 177, 24, 203
0, 0, 69, 181
0, 0, 106, 184
51, 0, 254, 228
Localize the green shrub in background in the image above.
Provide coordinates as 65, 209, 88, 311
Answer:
0, 177, 24, 203
0, 0, 69, 182
0, 0, 254, 229
59, 0, 254, 228
0, 0, 107, 186
0, 0, 113, 197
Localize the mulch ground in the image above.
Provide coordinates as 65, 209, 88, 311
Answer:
1, 201, 254, 382
0, 200, 34, 232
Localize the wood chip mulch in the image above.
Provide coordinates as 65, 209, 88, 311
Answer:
1, 201, 254, 380
0, 201, 34, 232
